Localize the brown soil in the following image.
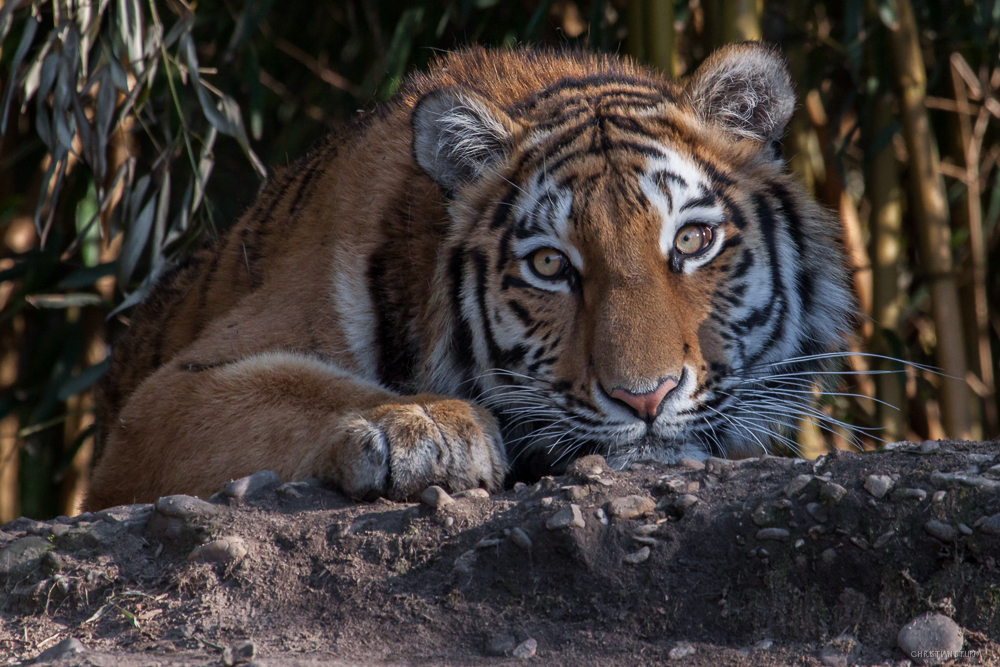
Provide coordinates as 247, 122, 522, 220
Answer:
2, 440, 999, 666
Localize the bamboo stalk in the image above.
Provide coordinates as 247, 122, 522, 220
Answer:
644, 0, 674, 77
867, 92, 906, 442
950, 54, 997, 436
885, 0, 971, 438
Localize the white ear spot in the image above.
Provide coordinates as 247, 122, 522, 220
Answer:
411, 87, 515, 196
687, 42, 795, 147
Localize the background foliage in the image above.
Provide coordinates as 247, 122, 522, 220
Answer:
0, 0, 997, 520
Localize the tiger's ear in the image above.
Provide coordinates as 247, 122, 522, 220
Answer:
686, 42, 795, 149
412, 87, 517, 197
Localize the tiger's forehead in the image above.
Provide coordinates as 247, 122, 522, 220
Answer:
506, 145, 723, 267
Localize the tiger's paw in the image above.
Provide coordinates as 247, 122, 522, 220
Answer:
328, 398, 507, 500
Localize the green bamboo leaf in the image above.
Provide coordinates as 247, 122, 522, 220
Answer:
58, 358, 109, 401
379, 7, 424, 100
57, 263, 115, 290
0, 15, 39, 133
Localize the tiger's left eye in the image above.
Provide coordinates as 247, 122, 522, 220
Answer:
530, 248, 569, 279
674, 224, 714, 255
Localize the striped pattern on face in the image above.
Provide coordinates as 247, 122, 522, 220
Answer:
429, 71, 852, 471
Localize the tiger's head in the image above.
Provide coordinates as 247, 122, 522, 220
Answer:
411, 43, 853, 473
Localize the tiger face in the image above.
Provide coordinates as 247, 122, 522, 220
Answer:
413, 43, 853, 471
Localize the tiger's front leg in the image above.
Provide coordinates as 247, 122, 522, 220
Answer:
86, 351, 506, 510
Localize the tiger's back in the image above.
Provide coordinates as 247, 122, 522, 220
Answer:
89, 45, 851, 510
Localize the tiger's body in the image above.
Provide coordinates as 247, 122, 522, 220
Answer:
86, 44, 852, 511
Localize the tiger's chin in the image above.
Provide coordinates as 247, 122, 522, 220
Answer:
602, 434, 713, 471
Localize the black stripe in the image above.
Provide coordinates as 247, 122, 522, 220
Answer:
368, 246, 418, 390
448, 246, 476, 373
471, 250, 527, 369
769, 182, 814, 315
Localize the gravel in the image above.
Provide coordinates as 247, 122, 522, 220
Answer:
864, 474, 893, 499
187, 536, 249, 564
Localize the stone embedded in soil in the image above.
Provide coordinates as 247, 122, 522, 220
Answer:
667, 642, 695, 659
704, 457, 731, 473
817, 646, 848, 667
225, 470, 281, 502
820, 547, 837, 564
565, 454, 608, 477
0, 535, 51, 577
819, 482, 847, 507
594, 508, 609, 525
187, 536, 249, 564
512, 637, 537, 659
606, 495, 655, 519
918, 439, 940, 454
34, 637, 86, 663
864, 474, 893, 499
222, 640, 256, 666
624, 546, 651, 564
509, 527, 532, 551
453, 549, 477, 575
155, 494, 224, 519
873, 530, 896, 549
755, 528, 790, 541
974, 513, 1000, 534
923, 520, 956, 543
806, 502, 830, 523
546, 504, 585, 530
897, 613, 963, 666
784, 474, 813, 497
420, 486, 454, 509
561, 485, 589, 501
678, 458, 705, 471
898, 487, 928, 501
454, 488, 490, 500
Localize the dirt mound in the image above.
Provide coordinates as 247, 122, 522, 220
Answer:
2, 440, 999, 666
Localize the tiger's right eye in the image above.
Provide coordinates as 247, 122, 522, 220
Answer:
529, 248, 569, 279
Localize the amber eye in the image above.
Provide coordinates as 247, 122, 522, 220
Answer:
529, 248, 569, 279
674, 223, 715, 256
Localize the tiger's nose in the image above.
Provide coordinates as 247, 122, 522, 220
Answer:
608, 377, 678, 422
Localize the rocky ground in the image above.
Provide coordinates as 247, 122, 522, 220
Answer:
1, 439, 999, 666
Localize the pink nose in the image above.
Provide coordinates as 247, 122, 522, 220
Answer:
609, 377, 678, 421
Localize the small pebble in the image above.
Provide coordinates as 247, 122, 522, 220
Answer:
624, 546, 650, 564
818, 646, 848, 667
897, 613, 963, 666
565, 454, 608, 477
958, 523, 972, 536
512, 637, 537, 659
224, 470, 281, 502
420, 486, 454, 509
923, 520, 955, 543
873, 530, 896, 549
678, 458, 705, 471
633, 524, 658, 536
187, 536, 249, 564
931, 490, 946, 503
864, 475, 893, 499
974, 513, 1000, 534
539, 497, 554, 508
34, 638, 86, 663
509, 527, 532, 551
546, 504, 585, 530
752, 639, 773, 651
918, 440, 940, 454
222, 641, 256, 666
794, 538, 805, 550
819, 482, 847, 507
668, 642, 695, 659
0, 535, 51, 576
899, 488, 928, 501
594, 508, 609, 525
606, 495, 655, 519
475, 538, 501, 550
704, 457, 730, 473
673, 494, 699, 511
784, 474, 813, 497
755, 528, 790, 542
806, 502, 830, 523
820, 547, 837, 564
155, 494, 225, 519
454, 488, 490, 500
561, 485, 588, 501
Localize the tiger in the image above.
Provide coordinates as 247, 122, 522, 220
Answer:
84, 43, 853, 511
